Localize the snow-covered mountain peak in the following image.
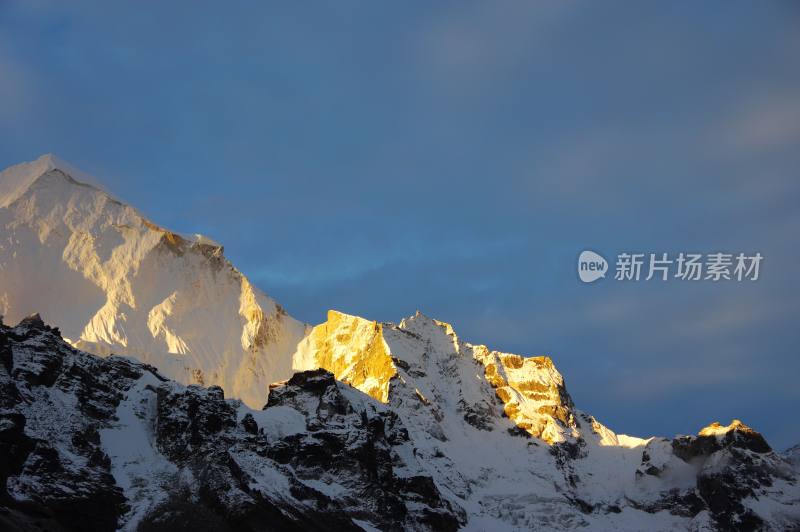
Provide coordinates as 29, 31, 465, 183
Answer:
292, 309, 396, 402
0, 156, 309, 408
699, 419, 757, 437
0, 153, 103, 208
400, 310, 458, 336
696, 419, 772, 453
293, 308, 581, 446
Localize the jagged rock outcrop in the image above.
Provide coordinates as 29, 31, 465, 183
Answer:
0, 314, 140, 532
0, 317, 462, 531
261, 370, 462, 530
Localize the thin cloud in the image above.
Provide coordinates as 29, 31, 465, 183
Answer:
719, 91, 800, 153
250, 233, 525, 287
0, 45, 38, 125
415, 1, 575, 89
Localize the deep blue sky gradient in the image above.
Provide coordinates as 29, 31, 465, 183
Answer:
1, 1, 799, 448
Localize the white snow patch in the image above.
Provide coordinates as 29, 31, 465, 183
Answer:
238, 404, 307, 439
352, 519, 382, 532
100, 372, 178, 530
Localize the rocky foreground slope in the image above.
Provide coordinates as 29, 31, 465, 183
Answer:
0, 315, 460, 532
1, 315, 798, 531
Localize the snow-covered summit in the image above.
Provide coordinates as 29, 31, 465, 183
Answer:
0, 155, 309, 407
287, 309, 800, 529
0, 153, 101, 207
296, 308, 582, 444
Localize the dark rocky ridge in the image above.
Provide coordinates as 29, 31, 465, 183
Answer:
0, 314, 135, 531
0, 315, 798, 531
0, 316, 461, 531
630, 422, 798, 531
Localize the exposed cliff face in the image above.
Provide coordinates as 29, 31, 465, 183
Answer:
292, 311, 395, 403
0, 155, 309, 408
474, 348, 577, 444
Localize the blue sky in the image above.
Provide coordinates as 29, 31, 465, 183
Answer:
1, 1, 799, 448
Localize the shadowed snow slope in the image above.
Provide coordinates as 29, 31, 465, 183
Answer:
0, 154, 309, 408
